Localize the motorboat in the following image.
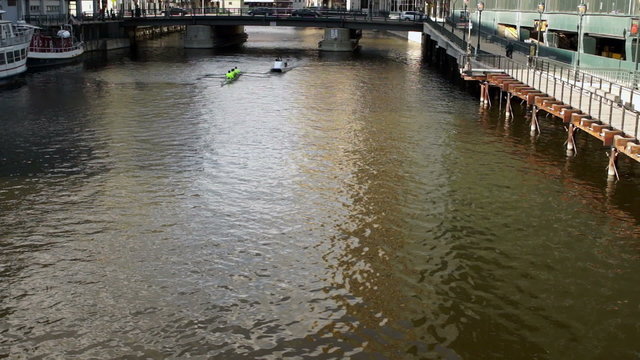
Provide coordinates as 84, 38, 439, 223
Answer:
0, 11, 34, 83
28, 24, 84, 67
271, 58, 288, 72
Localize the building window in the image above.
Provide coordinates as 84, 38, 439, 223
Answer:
46, 5, 60, 12
30, 5, 40, 11
8, 0, 16, 6
0, 53, 5, 65
7, 51, 14, 63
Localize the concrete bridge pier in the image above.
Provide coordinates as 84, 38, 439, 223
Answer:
184, 25, 248, 49
318, 28, 361, 52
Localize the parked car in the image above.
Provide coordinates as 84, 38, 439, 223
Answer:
248, 7, 273, 16
162, 7, 189, 16
291, 8, 322, 18
400, 11, 424, 21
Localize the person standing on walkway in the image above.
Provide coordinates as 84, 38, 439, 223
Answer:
505, 42, 514, 59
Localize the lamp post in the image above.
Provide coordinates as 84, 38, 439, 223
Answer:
451, 0, 457, 33
536, 2, 545, 57
462, 0, 469, 44
475, 1, 484, 56
631, 19, 640, 89
575, 3, 587, 71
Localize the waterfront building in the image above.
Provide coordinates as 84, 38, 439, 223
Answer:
246, 0, 303, 11
345, 0, 423, 13
444, 0, 640, 70
0, 0, 68, 23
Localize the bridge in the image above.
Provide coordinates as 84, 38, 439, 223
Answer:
118, 14, 424, 50
121, 15, 424, 32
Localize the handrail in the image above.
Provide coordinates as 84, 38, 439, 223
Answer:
29, 43, 84, 53
465, 53, 640, 140
530, 57, 640, 112
0, 27, 33, 47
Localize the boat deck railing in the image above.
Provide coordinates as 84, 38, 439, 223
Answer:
29, 42, 84, 53
0, 27, 34, 47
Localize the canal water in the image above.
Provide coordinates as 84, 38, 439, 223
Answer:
1, 27, 639, 359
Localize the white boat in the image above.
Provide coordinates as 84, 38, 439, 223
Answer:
271, 57, 288, 72
0, 11, 34, 83
28, 24, 84, 67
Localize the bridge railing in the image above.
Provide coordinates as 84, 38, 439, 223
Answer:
424, 16, 469, 53
118, 7, 428, 23
24, 14, 69, 25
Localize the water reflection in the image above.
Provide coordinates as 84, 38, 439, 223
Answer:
0, 27, 639, 359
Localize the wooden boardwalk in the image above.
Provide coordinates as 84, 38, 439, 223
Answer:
462, 57, 640, 174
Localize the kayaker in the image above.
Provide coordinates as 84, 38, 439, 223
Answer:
233, 67, 240, 76
226, 70, 233, 80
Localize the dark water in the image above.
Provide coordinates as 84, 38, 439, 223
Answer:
1, 27, 640, 359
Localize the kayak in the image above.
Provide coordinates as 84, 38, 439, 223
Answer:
221, 73, 241, 86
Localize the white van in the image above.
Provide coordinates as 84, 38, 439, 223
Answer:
400, 11, 424, 21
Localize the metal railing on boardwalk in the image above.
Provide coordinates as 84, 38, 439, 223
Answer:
461, 54, 640, 141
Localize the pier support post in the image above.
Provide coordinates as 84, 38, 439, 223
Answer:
505, 93, 513, 120
484, 82, 491, 107
530, 106, 540, 133
566, 123, 576, 152
607, 147, 619, 181
479, 82, 491, 107
318, 28, 360, 52
184, 25, 247, 49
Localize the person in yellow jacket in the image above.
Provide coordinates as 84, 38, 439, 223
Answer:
233, 67, 240, 77
226, 70, 234, 80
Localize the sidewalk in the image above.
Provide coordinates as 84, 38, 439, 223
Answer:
429, 19, 529, 65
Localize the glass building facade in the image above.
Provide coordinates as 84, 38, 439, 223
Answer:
455, 0, 639, 15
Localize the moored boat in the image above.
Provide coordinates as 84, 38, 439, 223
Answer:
28, 24, 84, 67
0, 11, 34, 84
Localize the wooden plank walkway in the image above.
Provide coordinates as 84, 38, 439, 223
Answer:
470, 67, 640, 165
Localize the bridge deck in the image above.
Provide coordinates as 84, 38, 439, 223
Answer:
121, 15, 424, 31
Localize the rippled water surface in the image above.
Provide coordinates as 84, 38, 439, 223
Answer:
1, 27, 640, 359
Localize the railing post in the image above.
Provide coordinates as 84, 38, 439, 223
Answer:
546, 68, 549, 94
579, 82, 583, 110
609, 100, 614, 124
570, 83, 573, 106
609, 78, 613, 93
538, 67, 542, 90
588, 92, 593, 115
635, 113, 639, 139
599, 96, 603, 120
621, 106, 626, 133
619, 82, 623, 103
